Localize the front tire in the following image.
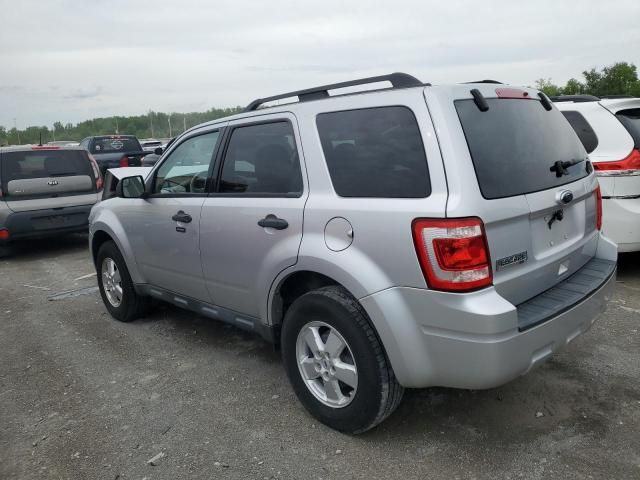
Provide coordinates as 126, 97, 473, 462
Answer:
281, 286, 403, 434
96, 241, 148, 322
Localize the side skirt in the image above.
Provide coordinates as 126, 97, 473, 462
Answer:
135, 284, 276, 343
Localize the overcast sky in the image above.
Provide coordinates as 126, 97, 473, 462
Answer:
1, 0, 639, 128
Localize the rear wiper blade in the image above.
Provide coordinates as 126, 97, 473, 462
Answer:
550, 158, 585, 177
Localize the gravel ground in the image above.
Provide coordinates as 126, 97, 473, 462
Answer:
1, 234, 639, 480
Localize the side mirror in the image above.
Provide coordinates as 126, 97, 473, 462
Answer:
154, 147, 164, 155
116, 175, 147, 199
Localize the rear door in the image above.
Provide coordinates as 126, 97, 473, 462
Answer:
451, 89, 599, 305
199, 113, 307, 318
1, 148, 99, 212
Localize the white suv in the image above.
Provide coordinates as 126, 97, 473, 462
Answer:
554, 96, 640, 252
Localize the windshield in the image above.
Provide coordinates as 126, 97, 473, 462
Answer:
91, 137, 142, 153
455, 98, 589, 199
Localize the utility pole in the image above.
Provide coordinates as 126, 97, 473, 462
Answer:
13, 118, 20, 144
52, 123, 56, 142
168, 116, 172, 137
183, 115, 187, 133
115, 117, 119, 134
149, 110, 154, 138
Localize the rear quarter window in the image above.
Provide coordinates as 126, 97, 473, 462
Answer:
616, 108, 640, 148
561, 111, 599, 153
455, 98, 589, 199
316, 106, 430, 198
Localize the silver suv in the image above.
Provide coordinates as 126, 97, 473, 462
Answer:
89, 73, 617, 433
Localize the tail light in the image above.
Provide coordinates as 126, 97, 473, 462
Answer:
88, 154, 103, 190
0, 229, 10, 240
119, 156, 129, 168
412, 217, 493, 292
593, 149, 640, 176
595, 185, 603, 231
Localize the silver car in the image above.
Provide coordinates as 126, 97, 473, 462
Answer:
89, 73, 617, 433
0, 145, 102, 256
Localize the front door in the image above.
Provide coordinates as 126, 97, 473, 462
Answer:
200, 115, 307, 318
123, 128, 222, 301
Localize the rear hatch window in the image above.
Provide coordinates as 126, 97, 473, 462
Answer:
616, 108, 640, 147
455, 98, 589, 199
91, 137, 142, 153
1, 149, 95, 198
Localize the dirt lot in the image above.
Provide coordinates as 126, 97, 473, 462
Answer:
0, 235, 639, 480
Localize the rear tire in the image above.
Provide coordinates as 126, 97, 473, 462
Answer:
96, 241, 148, 322
281, 286, 403, 434
0, 244, 11, 258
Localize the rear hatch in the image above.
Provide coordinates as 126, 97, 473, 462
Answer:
453, 88, 600, 306
1, 148, 99, 212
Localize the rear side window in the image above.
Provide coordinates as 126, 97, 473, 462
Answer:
561, 111, 599, 153
316, 107, 430, 198
91, 137, 141, 153
218, 121, 302, 196
456, 99, 589, 199
616, 108, 640, 148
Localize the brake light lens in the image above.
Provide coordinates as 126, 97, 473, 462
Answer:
495, 88, 531, 99
595, 185, 603, 231
0, 229, 9, 240
412, 217, 493, 292
119, 156, 129, 168
592, 149, 640, 176
88, 153, 103, 190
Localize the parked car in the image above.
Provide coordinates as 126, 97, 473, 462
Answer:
79, 135, 145, 173
89, 73, 617, 433
139, 139, 164, 153
141, 137, 176, 166
553, 96, 640, 252
0, 145, 102, 256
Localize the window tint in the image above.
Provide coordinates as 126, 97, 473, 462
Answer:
153, 131, 219, 194
561, 111, 599, 153
1, 150, 94, 196
91, 136, 141, 153
219, 121, 302, 195
316, 107, 430, 198
455, 99, 589, 199
616, 108, 640, 148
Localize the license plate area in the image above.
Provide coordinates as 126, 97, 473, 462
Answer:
530, 202, 586, 259
32, 213, 85, 230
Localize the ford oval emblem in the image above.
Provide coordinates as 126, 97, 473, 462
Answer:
560, 190, 573, 204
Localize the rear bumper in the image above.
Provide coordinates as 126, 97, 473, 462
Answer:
0, 205, 93, 242
360, 235, 618, 389
602, 197, 640, 252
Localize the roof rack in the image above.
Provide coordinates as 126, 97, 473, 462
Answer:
599, 95, 636, 99
464, 79, 503, 84
244, 72, 425, 112
549, 94, 600, 103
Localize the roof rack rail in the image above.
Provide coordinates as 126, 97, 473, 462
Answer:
599, 94, 636, 99
464, 79, 503, 84
244, 72, 425, 112
549, 94, 600, 103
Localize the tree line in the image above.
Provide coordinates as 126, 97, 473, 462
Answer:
535, 61, 640, 98
2, 61, 639, 146
0, 107, 243, 146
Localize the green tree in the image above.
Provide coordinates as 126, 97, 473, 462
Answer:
535, 78, 562, 97
563, 78, 584, 95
